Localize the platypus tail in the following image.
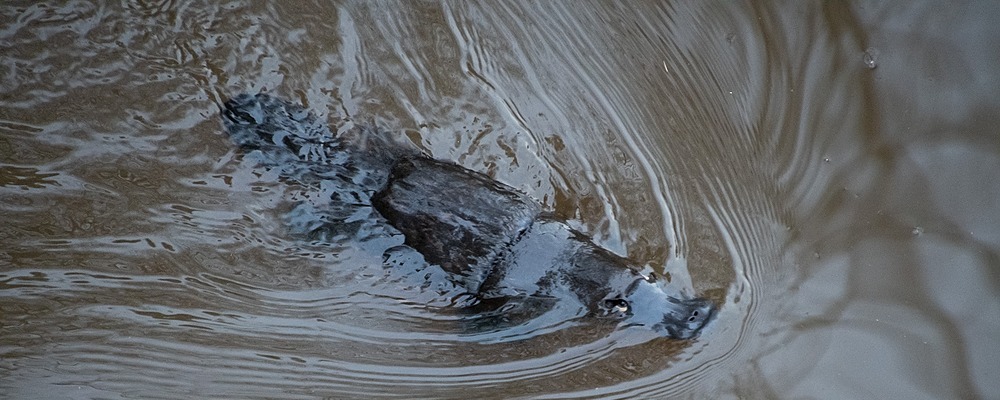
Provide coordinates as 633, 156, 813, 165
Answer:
221, 93, 421, 239
222, 93, 416, 190
222, 93, 346, 167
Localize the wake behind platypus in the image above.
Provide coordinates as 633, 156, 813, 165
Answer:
222, 93, 715, 339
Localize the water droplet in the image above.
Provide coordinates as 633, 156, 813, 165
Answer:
863, 47, 879, 69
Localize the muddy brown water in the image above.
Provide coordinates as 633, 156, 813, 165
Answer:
1, 1, 997, 398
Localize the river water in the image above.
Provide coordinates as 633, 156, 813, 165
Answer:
1, 1, 997, 398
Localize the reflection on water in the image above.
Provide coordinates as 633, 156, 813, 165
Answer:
1, 1, 997, 398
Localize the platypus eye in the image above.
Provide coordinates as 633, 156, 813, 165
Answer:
604, 299, 630, 314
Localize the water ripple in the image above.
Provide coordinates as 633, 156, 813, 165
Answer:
6, 0, 989, 397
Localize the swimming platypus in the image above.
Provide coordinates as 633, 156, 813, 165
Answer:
222, 93, 715, 339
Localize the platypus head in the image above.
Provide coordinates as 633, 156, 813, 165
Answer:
601, 274, 716, 339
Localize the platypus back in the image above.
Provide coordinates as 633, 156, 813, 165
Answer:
373, 156, 542, 290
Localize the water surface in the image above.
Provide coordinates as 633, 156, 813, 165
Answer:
1, 1, 997, 398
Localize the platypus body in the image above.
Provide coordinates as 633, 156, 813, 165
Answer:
222, 93, 715, 339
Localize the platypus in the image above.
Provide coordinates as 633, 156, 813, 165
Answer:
222, 93, 715, 339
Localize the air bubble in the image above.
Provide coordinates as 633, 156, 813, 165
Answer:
864, 47, 879, 69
